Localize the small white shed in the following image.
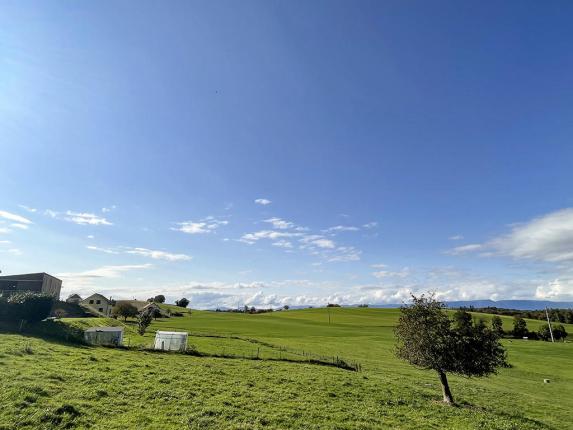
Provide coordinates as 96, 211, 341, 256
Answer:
154, 331, 188, 352
84, 327, 124, 346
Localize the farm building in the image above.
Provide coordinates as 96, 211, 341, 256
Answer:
66, 294, 82, 304
154, 331, 188, 351
115, 300, 167, 317
84, 327, 124, 346
81, 293, 113, 316
0, 272, 62, 300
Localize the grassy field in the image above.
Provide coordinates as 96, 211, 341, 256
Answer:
1, 307, 571, 429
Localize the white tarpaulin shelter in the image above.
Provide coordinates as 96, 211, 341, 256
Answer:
154, 331, 188, 351
84, 327, 124, 346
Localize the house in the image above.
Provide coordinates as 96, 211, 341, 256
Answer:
81, 293, 113, 317
115, 300, 167, 317
66, 294, 82, 304
0, 272, 62, 300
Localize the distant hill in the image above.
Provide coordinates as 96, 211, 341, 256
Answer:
367, 299, 573, 311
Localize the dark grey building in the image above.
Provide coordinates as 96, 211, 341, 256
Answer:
0, 273, 62, 300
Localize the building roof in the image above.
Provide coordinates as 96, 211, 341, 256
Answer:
85, 326, 123, 332
82, 293, 111, 303
0, 272, 62, 282
68, 294, 82, 299
155, 331, 188, 336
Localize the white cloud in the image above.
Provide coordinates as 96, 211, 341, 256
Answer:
45, 209, 112, 226
124, 247, 192, 262
264, 217, 295, 230
255, 198, 272, 206
87, 245, 192, 261
101, 205, 116, 213
310, 238, 335, 249
86, 245, 120, 254
10, 223, 29, 230
0, 240, 11, 245
87, 235, 95, 239
372, 267, 411, 279
0, 210, 32, 225
57, 264, 152, 288
324, 225, 360, 233
445, 243, 483, 255
446, 208, 573, 263
363, 221, 378, 229
18, 205, 37, 213
64, 211, 112, 226
449, 235, 464, 241
172, 216, 228, 234
240, 230, 301, 244
0, 227, 11, 234
272, 240, 293, 248
371, 263, 387, 269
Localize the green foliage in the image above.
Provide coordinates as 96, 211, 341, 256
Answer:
137, 310, 153, 335
153, 295, 166, 304
513, 316, 528, 338
175, 297, 189, 308
538, 323, 568, 341
491, 315, 504, 338
395, 295, 507, 403
112, 303, 138, 321
0, 292, 54, 322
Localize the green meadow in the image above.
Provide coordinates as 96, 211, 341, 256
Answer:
1, 308, 572, 429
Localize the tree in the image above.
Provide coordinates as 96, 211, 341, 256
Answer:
175, 298, 189, 308
150, 307, 162, 320
53, 309, 67, 319
512, 316, 528, 338
395, 294, 507, 404
539, 323, 568, 341
491, 315, 504, 338
112, 303, 138, 321
137, 310, 153, 335
283, 305, 290, 310
452, 309, 473, 335
153, 295, 166, 304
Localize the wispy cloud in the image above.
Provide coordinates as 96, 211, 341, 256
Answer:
18, 205, 37, 213
58, 264, 152, 288
445, 208, 573, 263
0, 210, 33, 225
363, 221, 378, 229
449, 235, 464, 241
323, 225, 360, 234
172, 216, 228, 234
101, 205, 117, 213
445, 243, 483, 255
45, 210, 112, 226
87, 245, 192, 261
255, 198, 272, 206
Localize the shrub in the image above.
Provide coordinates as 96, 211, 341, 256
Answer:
2, 292, 54, 322
539, 323, 568, 341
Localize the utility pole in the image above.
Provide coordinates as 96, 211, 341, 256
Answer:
545, 307, 554, 343
327, 307, 331, 325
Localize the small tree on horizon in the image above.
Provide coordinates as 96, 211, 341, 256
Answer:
512, 316, 528, 338
112, 303, 138, 321
395, 294, 507, 404
491, 315, 504, 338
153, 295, 166, 304
175, 298, 190, 308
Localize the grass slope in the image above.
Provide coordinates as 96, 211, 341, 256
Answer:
0, 308, 571, 429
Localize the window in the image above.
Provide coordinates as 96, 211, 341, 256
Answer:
96, 300, 101, 304
89, 300, 94, 304
98, 308, 103, 312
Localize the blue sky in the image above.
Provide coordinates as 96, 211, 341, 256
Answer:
1, 1, 572, 307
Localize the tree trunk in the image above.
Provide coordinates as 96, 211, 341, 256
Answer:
438, 371, 454, 404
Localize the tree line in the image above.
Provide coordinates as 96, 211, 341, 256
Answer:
458, 306, 573, 324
